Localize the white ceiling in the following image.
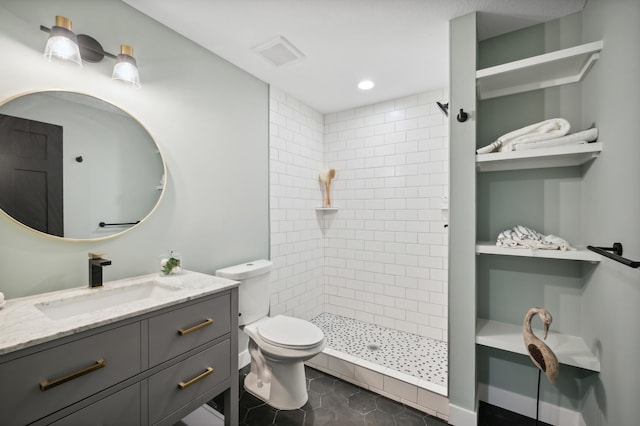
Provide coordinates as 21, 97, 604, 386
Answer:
123, 0, 586, 114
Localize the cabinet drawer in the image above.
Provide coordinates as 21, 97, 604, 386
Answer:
148, 339, 231, 425
148, 293, 230, 366
0, 323, 141, 426
50, 383, 140, 426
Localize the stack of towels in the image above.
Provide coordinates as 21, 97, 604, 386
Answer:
477, 118, 598, 154
496, 225, 572, 251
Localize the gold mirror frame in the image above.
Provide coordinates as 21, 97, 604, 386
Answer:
0, 90, 166, 242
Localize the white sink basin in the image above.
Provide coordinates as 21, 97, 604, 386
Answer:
36, 280, 180, 320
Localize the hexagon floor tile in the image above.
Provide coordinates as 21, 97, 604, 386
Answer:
210, 365, 449, 426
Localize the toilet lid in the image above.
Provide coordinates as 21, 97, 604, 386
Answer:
257, 315, 324, 349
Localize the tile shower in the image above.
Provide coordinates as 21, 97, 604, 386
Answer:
269, 87, 449, 420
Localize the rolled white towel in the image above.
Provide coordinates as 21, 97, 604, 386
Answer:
477, 140, 502, 154
513, 128, 598, 151
477, 118, 570, 154
500, 118, 570, 143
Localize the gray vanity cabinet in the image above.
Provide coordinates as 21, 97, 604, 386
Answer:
148, 294, 231, 367
148, 339, 231, 424
0, 288, 238, 426
0, 322, 142, 426
49, 384, 142, 426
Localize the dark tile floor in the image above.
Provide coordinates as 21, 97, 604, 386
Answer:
210, 365, 449, 426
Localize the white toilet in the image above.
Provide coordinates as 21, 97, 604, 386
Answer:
215, 259, 325, 410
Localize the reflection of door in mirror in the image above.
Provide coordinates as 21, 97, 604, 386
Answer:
0, 113, 63, 236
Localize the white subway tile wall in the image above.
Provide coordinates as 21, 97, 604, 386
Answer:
269, 88, 449, 340
269, 88, 325, 320
323, 90, 449, 341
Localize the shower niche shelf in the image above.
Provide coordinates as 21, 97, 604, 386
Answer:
315, 207, 338, 211
476, 242, 601, 262
476, 142, 603, 172
476, 40, 603, 100
476, 318, 600, 372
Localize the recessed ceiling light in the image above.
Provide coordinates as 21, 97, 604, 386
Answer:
358, 80, 375, 90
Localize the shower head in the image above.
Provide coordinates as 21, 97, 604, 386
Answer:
436, 101, 449, 117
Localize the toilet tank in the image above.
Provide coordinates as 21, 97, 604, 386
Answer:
215, 259, 272, 326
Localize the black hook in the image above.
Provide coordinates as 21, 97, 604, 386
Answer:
75, 156, 83, 163
456, 109, 469, 122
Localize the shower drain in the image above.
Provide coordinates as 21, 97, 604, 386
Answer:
366, 343, 380, 351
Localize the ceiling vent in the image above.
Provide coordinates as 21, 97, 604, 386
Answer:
252, 36, 305, 67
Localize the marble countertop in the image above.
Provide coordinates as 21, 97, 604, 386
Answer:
0, 270, 239, 356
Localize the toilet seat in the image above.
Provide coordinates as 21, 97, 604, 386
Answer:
257, 315, 324, 350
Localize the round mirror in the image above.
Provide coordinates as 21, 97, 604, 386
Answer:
0, 91, 165, 241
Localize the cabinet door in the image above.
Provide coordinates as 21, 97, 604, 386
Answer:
148, 293, 230, 366
0, 323, 141, 426
148, 339, 230, 425
49, 383, 140, 426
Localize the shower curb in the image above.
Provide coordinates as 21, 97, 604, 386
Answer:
306, 348, 449, 422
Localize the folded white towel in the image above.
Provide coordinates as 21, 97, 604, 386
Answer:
513, 128, 598, 151
496, 225, 572, 251
477, 118, 571, 154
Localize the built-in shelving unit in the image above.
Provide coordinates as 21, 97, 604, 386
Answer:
470, 38, 605, 388
476, 142, 603, 172
476, 40, 603, 100
476, 242, 601, 262
476, 318, 601, 372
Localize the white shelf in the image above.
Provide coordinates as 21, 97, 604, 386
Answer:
476, 40, 603, 100
476, 318, 600, 372
476, 242, 601, 262
315, 207, 338, 211
476, 142, 602, 172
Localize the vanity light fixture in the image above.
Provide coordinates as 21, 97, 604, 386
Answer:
42, 16, 82, 66
112, 44, 141, 88
358, 80, 375, 90
40, 16, 141, 87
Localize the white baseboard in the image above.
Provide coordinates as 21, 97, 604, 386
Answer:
478, 383, 583, 426
238, 349, 250, 369
448, 403, 477, 426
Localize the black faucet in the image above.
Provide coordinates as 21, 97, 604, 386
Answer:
89, 255, 112, 288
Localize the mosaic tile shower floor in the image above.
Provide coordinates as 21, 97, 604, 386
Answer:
310, 313, 447, 389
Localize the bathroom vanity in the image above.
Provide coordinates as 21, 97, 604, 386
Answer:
0, 271, 239, 426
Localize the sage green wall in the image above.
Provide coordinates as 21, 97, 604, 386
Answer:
448, 12, 477, 423
579, 0, 640, 424
0, 0, 269, 299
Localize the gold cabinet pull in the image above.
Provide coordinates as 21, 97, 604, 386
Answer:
177, 367, 214, 390
177, 318, 214, 336
40, 359, 106, 391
